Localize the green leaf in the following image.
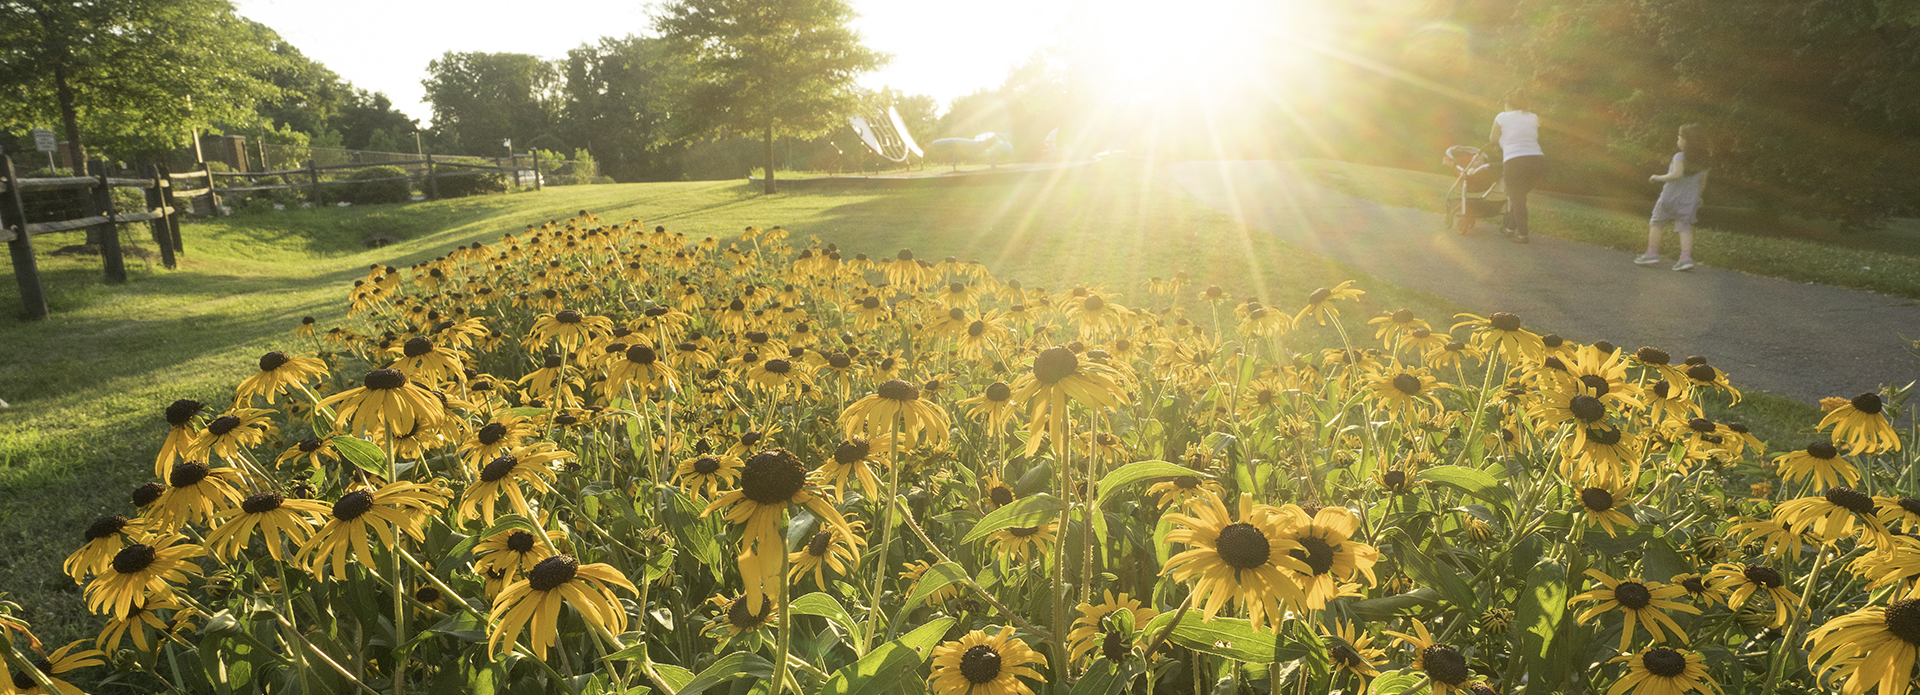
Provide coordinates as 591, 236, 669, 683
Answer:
821, 617, 955, 695
448, 514, 545, 559
1367, 668, 1427, 694
1513, 558, 1569, 692
790, 592, 857, 636
1096, 460, 1208, 501
1344, 588, 1443, 622
677, 652, 774, 695
329, 435, 388, 477
508, 406, 550, 418
1139, 612, 1303, 663
902, 562, 970, 611
961, 494, 1065, 544
1642, 536, 1692, 585
1420, 465, 1513, 513
1071, 660, 1126, 695
1392, 533, 1475, 611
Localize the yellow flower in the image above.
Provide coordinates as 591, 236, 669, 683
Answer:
458, 444, 572, 524
1160, 491, 1311, 632
1806, 598, 1920, 695
85, 533, 205, 621
3, 640, 106, 695
1774, 442, 1860, 490
1569, 569, 1700, 653
702, 449, 853, 609
1818, 392, 1901, 454
788, 521, 866, 591
1383, 619, 1480, 695
1295, 281, 1363, 326
1010, 346, 1130, 457
204, 490, 331, 562
298, 481, 451, 581
1065, 590, 1158, 667
1606, 647, 1722, 695
928, 627, 1049, 695
488, 555, 634, 659
234, 350, 331, 404
320, 368, 446, 436
185, 407, 279, 463
839, 380, 952, 450
1707, 563, 1801, 628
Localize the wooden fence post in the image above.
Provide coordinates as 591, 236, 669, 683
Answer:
204, 163, 222, 216
160, 164, 184, 256
145, 164, 176, 269
4, 157, 50, 319
90, 160, 128, 284
307, 159, 321, 206
530, 150, 542, 191
425, 154, 439, 200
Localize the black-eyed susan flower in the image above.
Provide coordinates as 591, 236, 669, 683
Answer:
1569, 569, 1700, 652
185, 408, 278, 463
1606, 647, 1721, 695
1273, 504, 1380, 609
602, 343, 680, 399
63, 516, 146, 584
1708, 563, 1801, 628
1065, 590, 1157, 667
901, 560, 962, 605
1010, 346, 1129, 457
95, 593, 190, 653
674, 454, 742, 498
788, 521, 865, 591
702, 449, 853, 608
235, 351, 330, 405
1875, 494, 1920, 534
1574, 479, 1639, 538
153, 399, 206, 477
320, 368, 446, 437
1323, 619, 1388, 689
1452, 312, 1543, 364
1725, 517, 1812, 564
1161, 491, 1311, 631
1369, 308, 1427, 348
1669, 572, 1730, 608
5, 640, 106, 695
458, 445, 571, 524
928, 627, 1048, 695
1773, 441, 1859, 490
387, 336, 466, 388
85, 534, 205, 620
1383, 619, 1478, 695
1806, 597, 1920, 695
987, 524, 1056, 566
1295, 281, 1363, 326
204, 490, 330, 562
960, 382, 1017, 438
1820, 392, 1901, 454
817, 438, 883, 501
151, 462, 245, 529
526, 309, 614, 351
840, 379, 952, 450
488, 555, 634, 659
1772, 487, 1891, 546
275, 438, 337, 470
706, 593, 778, 639
1145, 474, 1223, 510
298, 481, 451, 580
1680, 361, 1741, 405
474, 527, 565, 597
1370, 368, 1447, 422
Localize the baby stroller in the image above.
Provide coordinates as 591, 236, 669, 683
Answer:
1442, 146, 1506, 234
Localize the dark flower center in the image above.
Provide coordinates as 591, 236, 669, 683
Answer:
414, 585, 442, 604
85, 515, 129, 541
827, 352, 853, 369
1410, 328, 1431, 339
1652, 381, 1672, 399
1688, 418, 1716, 434
1825, 487, 1877, 515
1885, 599, 1920, 646
1542, 357, 1567, 372
112, 544, 157, 575
481, 455, 521, 483
1615, 581, 1653, 610
1807, 442, 1838, 459
1743, 565, 1783, 588
1569, 395, 1606, 423
206, 414, 241, 436
528, 555, 579, 591
1289, 536, 1337, 575
170, 461, 211, 488
1686, 364, 1717, 383
834, 439, 871, 465
364, 369, 408, 390
959, 644, 1003, 683
692, 456, 721, 475
740, 449, 808, 504
1083, 295, 1105, 312
1382, 471, 1408, 489
477, 423, 509, 446
808, 530, 834, 557
861, 296, 881, 310
556, 310, 584, 324
1580, 487, 1615, 512
1489, 312, 1521, 332
242, 491, 285, 514
1009, 525, 1042, 538
1578, 375, 1610, 396
615, 345, 655, 366
1102, 629, 1128, 663
1307, 287, 1332, 304
1034, 346, 1079, 384
1329, 643, 1361, 669
990, 486, 1014, 507
403, 337, 434, 358
1215, 523, 1272, 569
896, 249, 914, 261
1541, 334, 1564, 348
166, 399, 206, 426
1636, 347, 1670, 365
968, 320, 987, 337
1587, 427, 1623, 446
986, 382, 1012, 402
764, 359, 792, 374
877, 379, 919, 401
259, 351, 293, 372
729, 595, 774, 628
298, 438, 324, 453
1591, 340, 1616, 354
1422, 644, 1470, 685
1898, 497, 1920, 516
1642, 647, 1688, 677
1852, 392, 1884, 415
1681, 577, 1705, 594
131, 482, 166, 508
1728, 423, 1750, 434
741, 431, 764, 447
1392, 373, 1423, 395
332, 490, 376, 521
506, 531, 537, 553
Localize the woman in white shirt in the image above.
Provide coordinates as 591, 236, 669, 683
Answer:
1485, 89, 1544, 243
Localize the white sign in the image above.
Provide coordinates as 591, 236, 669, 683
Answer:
32, 129, 56, 153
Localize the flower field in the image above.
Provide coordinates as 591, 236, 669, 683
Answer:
12, 211, 1917, 694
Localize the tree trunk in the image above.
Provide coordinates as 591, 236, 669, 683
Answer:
763, 123, 776, 195
54, 62, 87, 171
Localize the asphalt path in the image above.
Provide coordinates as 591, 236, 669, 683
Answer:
1167, 160, 1920, 406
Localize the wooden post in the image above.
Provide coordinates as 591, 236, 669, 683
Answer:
159, 164, 184, 256
4, 157, 50, 319
307, 159, 321, 206
425, 154, 439, 200
204, 162, 222, 216
90, 160, 127, 284
145, 165, 176, 269
530, 150, 542, 191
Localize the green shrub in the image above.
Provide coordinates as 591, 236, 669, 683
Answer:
436, 171, 507, 198
249, 175, 306, 207
340, 165, 413, 205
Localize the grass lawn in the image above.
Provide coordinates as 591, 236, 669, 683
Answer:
0, 157, 1817, 642
1292, 159, 1920, 300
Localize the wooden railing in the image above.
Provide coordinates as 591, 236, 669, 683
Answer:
203, 153, 541, 206
2, 158, 190, 320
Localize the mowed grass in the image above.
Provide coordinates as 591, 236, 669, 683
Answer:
1293, 159, 1920, 300
0, 157, 1820, 642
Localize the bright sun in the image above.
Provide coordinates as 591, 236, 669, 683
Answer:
1069, 0, 1308, 102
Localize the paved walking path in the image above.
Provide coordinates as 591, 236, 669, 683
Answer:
1167, 160, 1920, 406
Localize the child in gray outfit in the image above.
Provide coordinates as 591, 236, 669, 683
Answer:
1635, 124, 1711, 271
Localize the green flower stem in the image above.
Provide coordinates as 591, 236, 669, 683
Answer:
771, 550, 794, 695
859, 413, 904, 655
887, 494, 1053, 641
1049, 389, 1073, 676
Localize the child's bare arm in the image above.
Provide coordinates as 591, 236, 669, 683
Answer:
1649, 157, 1684, 183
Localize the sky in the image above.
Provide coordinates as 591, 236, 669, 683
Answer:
231, 0, 1075, 127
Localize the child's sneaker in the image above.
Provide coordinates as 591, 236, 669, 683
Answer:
1633, 253, 1662, 266
1672, 258, 1696, 271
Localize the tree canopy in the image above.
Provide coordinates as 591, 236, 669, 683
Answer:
422, 52, 564, 157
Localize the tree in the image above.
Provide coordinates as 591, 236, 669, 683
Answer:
422, 52, 562, 156
653, 0, 887, 193
0, 0, 280, 164
561, 36, 688, 181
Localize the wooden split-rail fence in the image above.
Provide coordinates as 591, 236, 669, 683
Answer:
3, 153, 539, 320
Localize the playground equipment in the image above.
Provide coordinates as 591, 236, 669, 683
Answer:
849, 106, 924, 165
